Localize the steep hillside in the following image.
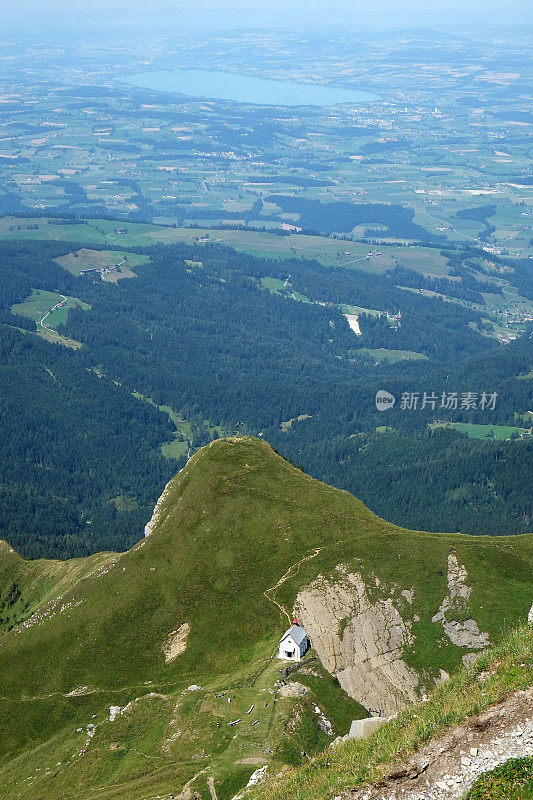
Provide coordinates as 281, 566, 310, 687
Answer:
0, 538, 116, 636
0, 437, 531, 799
250, 622, 533, 800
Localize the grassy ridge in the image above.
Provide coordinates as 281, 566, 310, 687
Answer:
0, 437, 530, 799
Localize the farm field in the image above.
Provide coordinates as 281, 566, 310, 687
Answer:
11, 288, 91, 329
0, 216, 376, 268
354, 347, 428, 363
54, 247, 150, 276
0, 23, 531, 277
430, 422, 531, 440
11, 288, 90, 348
260, 276, 312, 303
389, 246, 451, 277
0, 215, 498, 278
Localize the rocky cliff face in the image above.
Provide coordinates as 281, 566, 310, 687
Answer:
295, 566, 419, 715
295, 551, 492, 715
144, 476, 176, 538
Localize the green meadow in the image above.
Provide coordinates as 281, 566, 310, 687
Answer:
54, 247, 150, 276
431, 421, 531, 440
0, 215, 458, 275
11, 288, 90, 328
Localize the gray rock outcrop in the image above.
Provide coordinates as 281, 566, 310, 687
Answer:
431, 551, 490, 650
295, 567, 420, 715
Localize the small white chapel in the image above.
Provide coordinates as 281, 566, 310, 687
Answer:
278, 617, 309, 661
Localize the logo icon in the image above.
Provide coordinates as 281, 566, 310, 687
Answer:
375, 390, 396, 411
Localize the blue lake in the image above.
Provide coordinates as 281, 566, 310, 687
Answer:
122, 69, 379, 107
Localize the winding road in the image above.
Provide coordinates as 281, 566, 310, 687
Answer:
40, 294, 67, 330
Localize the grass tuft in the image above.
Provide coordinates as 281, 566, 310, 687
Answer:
463, 757, 533, 800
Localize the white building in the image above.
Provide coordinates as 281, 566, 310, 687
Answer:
278, 619, 309, 661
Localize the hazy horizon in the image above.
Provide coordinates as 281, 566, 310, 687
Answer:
2, 0, 532, 34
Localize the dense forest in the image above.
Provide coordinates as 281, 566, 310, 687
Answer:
387, 264, 501, 305
0, 327, 177, 558
265, 195, 443, 241
0, 237, 530, 557
267, 421, 532, 535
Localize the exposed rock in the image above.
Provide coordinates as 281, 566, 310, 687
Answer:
279, 656, 318, 679
340, 688, 533, 800
431, 551, 490, 650
462, 652, 481, 668
436, 669, 450, 685
66, 685, 92, 696
144, 476, 175, 538
349, 716, 389, 740
440, 617, 489, 649
297, 665, 320, 677
314, 704, 333, 735
233, 765, 268, 798
246, 765, 268, 786
278, 681, 309, 698
295, 567, 420, 715
331, 735, 347, 747
163, 622, 190, 662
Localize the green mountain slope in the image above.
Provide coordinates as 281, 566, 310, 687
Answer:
0, 437, 531, 799
0, 539, 115, 636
